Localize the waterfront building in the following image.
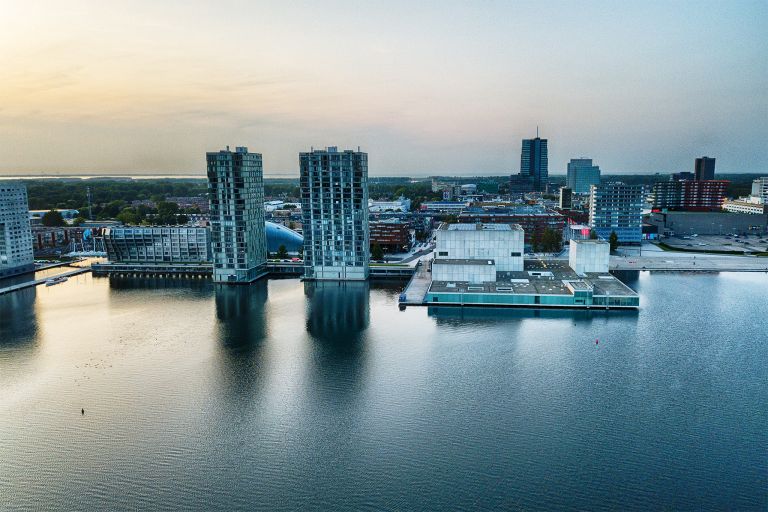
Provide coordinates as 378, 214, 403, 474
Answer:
559, 187, 573, 209
588, 183, 644, 243
369, 219, 412, 253
694, 156, 716, 181
435, 223, 524, 272
369, 197, 411, 213
206, 146, 267, 283
566, 158, 601, 194
104, 227, 211, 263
300, 146, 369, 280
0, 182, 34, 278
569, 239, 610, 275
520, 135, 548, 192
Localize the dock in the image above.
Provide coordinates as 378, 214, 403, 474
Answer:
400, 261, 433, 305
0, 268, 91, 296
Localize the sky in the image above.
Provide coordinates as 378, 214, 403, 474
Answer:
0, 0, 766, 177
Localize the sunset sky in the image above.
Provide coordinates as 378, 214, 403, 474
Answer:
1, 0, 766, 176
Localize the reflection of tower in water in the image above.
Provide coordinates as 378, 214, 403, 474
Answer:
304, 281, 370, 343
214, 280, 269, 348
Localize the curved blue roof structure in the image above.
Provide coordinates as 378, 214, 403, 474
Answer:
266, 221, 303, 253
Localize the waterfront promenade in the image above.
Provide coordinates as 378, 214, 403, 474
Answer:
610, 255, 768, 272
0, 267, 90, 295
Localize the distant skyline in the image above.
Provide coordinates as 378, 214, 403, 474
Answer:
1, 0, 766, 176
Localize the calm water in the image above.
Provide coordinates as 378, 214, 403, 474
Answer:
0, 272, 766, 511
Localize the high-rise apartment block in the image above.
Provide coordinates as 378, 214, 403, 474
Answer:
520, 136, 548, 192
566, 158, 601, 194
0, 182, 34, 278
588, 183, 644, 243
649, 179, 728, 211
694, 156, 716, 181
300, 147, 369, 280
206, 146, 267, 283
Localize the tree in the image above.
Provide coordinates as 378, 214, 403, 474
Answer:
116, 209, 140, 225
371, 243, 384, 261
589, 229, 598, 240
276, 244, 288, 259
609, 231, 619, 252
41, 210, 66, 227
529, 231, 540, 253
72, 216, 87, 226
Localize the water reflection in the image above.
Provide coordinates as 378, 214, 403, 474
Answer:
106, 275, 212, 294
303, 281, 371, 404
212, 282, 270, 400
0, 288, 38, 349
304, 281, 370, 344
428, 306, 638, 324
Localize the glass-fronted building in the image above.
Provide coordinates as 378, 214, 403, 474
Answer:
300, 147, 369, 280
588, 183, 644, 243
206, 146, 267, 283
0, 182, 34, 278
566, 158, 601, 194
103, 227, 211, 263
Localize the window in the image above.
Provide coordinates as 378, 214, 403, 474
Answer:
438, 251, 448, 256
511, 252, 521, 257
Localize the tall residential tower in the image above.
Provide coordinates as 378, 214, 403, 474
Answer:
206, 146, 267, 283
300, 147, 369, 280
694, 157, 716, 181
588, 183, 644, 243
0, 182, 34, 278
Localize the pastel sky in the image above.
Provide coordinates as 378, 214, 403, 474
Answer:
1, 0, 766, 176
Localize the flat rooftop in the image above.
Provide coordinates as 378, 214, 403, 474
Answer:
429, 259, 637, 298
439, 223, 524, 231
433, 258, 495, 266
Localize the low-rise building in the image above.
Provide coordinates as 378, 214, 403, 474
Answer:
104, 227, 211, 263
458, 205, 565, 249
370, 218, 412, 252
722, 199, 767, 215
420, 201, 469, 214
369, 197, 411, 213
646, 211, 768, 236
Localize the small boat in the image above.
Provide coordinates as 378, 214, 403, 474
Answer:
45, 276, 69, 286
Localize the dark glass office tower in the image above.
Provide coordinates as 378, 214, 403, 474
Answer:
520, 136, 548, 192
694, 156, 716, 181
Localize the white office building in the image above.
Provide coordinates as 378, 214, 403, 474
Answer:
435, 223, 524, 272
751, 177, 768, 203
369, 196, 411, 213
569, 239, 610, 275
300, 147, 369, 280
0, 182, 34, 278
206, 146, 267, 283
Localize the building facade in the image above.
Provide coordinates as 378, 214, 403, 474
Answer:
722, 199, 767, 215
300, 147, 369, 280
751, 177, 768, 203
520, 136, 548, 192
458, 205, 565, 250
435, 223, 524, 272
566, 158, 601, 194
588, 183, 644, 243
649, 179, 728, 211
370, 219, 412, 252
694, 157, 716, 181
569, 239, 610, 274
104, 227, 211, 263
0, 182, 34, 278
559, 187, 573, 209
647, 211, 768, 236
206, 146, 267, 283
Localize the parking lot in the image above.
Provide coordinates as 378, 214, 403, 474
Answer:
661, 234, 768, 254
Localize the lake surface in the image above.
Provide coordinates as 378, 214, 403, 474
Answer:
1, 272, 766, 510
